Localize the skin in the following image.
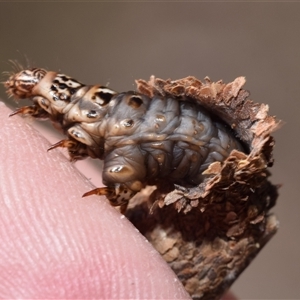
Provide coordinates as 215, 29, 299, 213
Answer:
0, 101, 237, 299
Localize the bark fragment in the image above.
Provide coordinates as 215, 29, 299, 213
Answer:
125, 76, 281, 299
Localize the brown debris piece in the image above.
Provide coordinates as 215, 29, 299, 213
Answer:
125, 76, 281, 299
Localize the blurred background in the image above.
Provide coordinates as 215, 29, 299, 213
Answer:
0, 2, 299, 299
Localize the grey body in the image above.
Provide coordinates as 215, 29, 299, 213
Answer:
5, 68, 244, 208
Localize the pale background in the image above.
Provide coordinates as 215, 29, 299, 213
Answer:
0, 2, 299, 299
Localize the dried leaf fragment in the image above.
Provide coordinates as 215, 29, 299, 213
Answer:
125, 75, 281, 299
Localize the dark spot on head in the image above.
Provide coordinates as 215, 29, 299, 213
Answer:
69, 88, 77, 95
122, 119, 134, 127
51, 85, 58, 92
59, 75, 81, 84
59, 83, 67, 89
128, 96, 143, 108
60, 76, 69, 82
86, 110, 98, 118
95, 91, 114, 105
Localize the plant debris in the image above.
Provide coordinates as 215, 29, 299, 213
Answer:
125, 76, 281, 299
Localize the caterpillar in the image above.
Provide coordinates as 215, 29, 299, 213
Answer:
4, 68, 244, 212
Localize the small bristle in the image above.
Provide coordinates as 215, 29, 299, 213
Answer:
8, 59, 24, 73
0, 80, 8, 85
6, 90, 13, 98
2, 71, 14, 77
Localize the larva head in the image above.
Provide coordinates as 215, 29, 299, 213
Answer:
4, 68, 47, 99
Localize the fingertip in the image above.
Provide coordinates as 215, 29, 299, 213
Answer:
0, 102, 189, 299
222, 291, 239, 300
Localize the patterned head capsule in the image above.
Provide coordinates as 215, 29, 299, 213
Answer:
4, 68, 47, 99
